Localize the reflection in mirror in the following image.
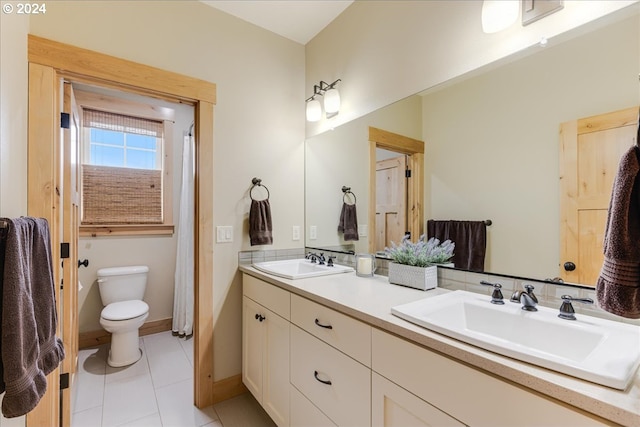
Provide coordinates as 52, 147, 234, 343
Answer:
305, 7, 639, 285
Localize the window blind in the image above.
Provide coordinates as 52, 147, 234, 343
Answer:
83, 108, 164, 137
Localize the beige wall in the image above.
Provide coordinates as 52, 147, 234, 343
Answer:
76, 88, 194, 333
305, 0, 637, 137
22, 0, 305, 383
0, 5, 29, 426
422, 14, 639, 279
306, 95, 422, 253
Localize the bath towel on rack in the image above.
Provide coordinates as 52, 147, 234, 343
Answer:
596, 145, 640, 319
0, 217, 65, 418
427, 220, 487, 272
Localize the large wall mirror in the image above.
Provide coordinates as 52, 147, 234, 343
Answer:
305, 6, 639, 286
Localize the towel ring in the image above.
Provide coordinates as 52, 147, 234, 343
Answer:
250, 177, 270, 201
342, 186, 356, 205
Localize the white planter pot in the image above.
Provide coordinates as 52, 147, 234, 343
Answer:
388, 263, 445, 291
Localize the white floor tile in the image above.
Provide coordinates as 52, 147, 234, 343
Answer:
147, 346, 192, 389
102, 373, 158, 427
72, 406, 102, 427
143, 331, 183, 357
74, 353, 107, 413
116, 412, 162, 427
179, 336, 194, 366
105, 351, 150, 384
156, 378, 219, 427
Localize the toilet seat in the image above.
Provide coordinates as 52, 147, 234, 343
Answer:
101, 300, 149, 321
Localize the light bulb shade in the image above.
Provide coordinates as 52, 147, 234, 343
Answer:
324, 88, 341, 114
306, 99, 322, 122
481, 0, 519, 33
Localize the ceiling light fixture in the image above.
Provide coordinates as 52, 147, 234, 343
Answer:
306, 79, 341, 121
481, 0, 519, 34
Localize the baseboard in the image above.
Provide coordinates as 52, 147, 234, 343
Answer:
79, 317, 173, 349
212, 374, 248, 404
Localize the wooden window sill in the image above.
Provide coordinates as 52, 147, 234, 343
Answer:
80, 224, 175, 237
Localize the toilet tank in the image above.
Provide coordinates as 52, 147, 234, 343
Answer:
97, 265, 149, 306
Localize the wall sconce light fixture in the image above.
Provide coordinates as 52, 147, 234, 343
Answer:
306, 79, 341, 122
481, 0, 519, 33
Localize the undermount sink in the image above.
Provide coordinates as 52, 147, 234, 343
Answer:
391, 290, 640, 390
252, 258, 354, 280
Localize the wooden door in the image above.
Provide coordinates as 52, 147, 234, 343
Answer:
375, 156, 407, 252
61, 82, 80, 426
560, 107, 638, 285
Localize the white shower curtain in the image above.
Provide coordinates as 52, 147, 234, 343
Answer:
173, 133, 195, 337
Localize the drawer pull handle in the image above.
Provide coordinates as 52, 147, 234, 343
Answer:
314, 318, 333, 329
255, 313, 265, 322
313, 370, 332, 386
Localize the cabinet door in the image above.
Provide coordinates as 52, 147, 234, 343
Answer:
242, 296, 264, 401
290, 385, 336, 427
263, 307, 290, 427
372, 373, 465, 427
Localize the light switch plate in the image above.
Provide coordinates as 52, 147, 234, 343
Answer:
310, 225, 317, 240
292, 225, 301, 241
359, 224, 368, 237
216, 226, 233, 243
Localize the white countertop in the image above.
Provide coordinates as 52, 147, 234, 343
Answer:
239, 265, 640, 426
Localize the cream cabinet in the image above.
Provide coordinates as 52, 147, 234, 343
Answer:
372, 372, 465, 427
372, 328, 607, 426
290, 385, 337, 427
242, 275, 290, 427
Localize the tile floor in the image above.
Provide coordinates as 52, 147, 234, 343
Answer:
72, 331, 275, 427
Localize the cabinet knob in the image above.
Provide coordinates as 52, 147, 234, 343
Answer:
255, 313, 265, 322
563, 262, 576, 271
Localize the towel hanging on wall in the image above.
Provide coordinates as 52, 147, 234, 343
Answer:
596, 145, 640, 319
0, 217, 65, 418
249, 178, 273, 246
427, 220, 487, 272
338, 187, 358, 241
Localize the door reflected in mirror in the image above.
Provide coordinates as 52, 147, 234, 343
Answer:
305, 9, 639, 285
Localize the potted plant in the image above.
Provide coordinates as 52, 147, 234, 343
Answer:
385, 235, 455, 290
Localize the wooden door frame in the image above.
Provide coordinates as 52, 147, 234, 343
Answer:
27, 35, 216, 425
368, 126, 424, 253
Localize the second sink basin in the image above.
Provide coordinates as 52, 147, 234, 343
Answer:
253, 258, 354, 280
391, 290, 640, 390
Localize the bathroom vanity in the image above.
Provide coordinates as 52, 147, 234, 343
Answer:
240, 265, 640, 427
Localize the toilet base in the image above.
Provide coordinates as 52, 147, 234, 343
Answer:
107, 328, 143, 367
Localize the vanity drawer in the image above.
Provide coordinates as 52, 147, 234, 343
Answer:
243, 274, 290, 320
291, 325, 371, 427
291, 293, 371, 366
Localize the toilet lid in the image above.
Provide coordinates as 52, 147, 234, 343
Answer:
101, 300, 149, 321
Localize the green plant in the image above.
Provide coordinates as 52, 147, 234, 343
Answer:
385, 234, 455, 267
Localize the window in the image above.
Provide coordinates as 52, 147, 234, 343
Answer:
76, 90, 175, 236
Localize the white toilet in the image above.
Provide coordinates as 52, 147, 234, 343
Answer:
97, 265, 150, 367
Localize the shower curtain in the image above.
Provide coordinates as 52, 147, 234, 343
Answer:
173, 133, 195, 337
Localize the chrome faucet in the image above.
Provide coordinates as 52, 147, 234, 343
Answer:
305, 252, 326, 265
510, 284, 538, 311
479, 281, 504, 304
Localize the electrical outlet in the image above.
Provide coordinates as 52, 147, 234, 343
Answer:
310, 225, 317, 240
292, 225, 301, 241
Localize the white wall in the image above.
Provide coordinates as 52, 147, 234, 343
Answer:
25, 0, 305, 383
305, 0, 637, 137
422, 14, 639, 279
